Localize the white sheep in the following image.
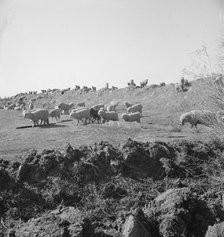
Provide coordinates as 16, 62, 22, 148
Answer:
49, 108, 61, 122
23, 109, 49, 127
180, 110, 221, 130
121, 112, 141, 123
91, 104, 104, 111
106, 104, 116, 112
127, 103, 143, 115
70, 107, 86, 114
70, 108, 91, 125
98, 109, 119, 122
174, 83, 181, 91
106, 101, 119, 112
29, 102, 34, 110
140, 79, 148, 88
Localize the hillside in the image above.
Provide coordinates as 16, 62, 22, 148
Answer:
1, 78, 224, 236
0, 78, 222, 161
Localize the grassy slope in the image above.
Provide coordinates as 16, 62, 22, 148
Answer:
0, 78, 222, 161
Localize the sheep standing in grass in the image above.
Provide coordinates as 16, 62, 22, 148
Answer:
92, 104, 104, 111
58, 102, 74, 115
127, 103, 143, 116
29, 102, 34, 110
77, 102, 85, 107
140, 79, 148, 88
70, 108, 90, 125
180, 110, 221, 130
90, 108, 101, 123
121, 112, 141, 123
23, 109, 49, 127
106, 104, 116, 112
49, 108, 60, 122
98, 109, 119, 122
124, 102, 133, 110
106, 101, 119, 112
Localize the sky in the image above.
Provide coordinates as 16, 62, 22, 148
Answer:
0, 0, 223, 97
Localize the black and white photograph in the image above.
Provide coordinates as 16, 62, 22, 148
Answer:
0, 0, 224, 236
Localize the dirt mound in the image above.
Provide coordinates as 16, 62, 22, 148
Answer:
14, 206, 93, 237
72, 141, 122, 185
121, 139, 174, 178
144, 188, 224, 237
1, 138, 224, 235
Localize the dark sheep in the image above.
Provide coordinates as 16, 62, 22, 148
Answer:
90, 108, 101, 123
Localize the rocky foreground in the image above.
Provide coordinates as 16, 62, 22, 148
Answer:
1, 138, 224, 236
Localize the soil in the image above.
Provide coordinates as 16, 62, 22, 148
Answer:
0, 78, 224, 236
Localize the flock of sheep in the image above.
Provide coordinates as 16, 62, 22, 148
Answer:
22, 101, 143, 127
22, 99, 224, 132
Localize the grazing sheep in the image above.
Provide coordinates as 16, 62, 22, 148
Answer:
29, 102, 34, 110
124, 102, 133, 109
49, 108, 61, 122
127, 103, 143, 115
23, 109, 49, 127
77, 102, 85, 107
70, 107, 86, 113
121, 112, 141, 123
180, 110, 221, 130
14, 106, 22, 111
106, 101, 119, 112
91, 86, 96, 92
140, 79, 148, 88
70, 108, 91, 125
58, 102, 74, 115
91, 104, 104, 111
174, 83, 184, 92
90, 108, 101, 123
98, 110, 119, 122
106, 104, 117, 112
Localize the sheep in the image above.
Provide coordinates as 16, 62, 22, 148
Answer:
90, 108, 101, 123
49, 108, 61, 122
29, 102, 34, 110
180, 110, 221, 130
70, 107, 86, 114
127, 103, 143, 116
140, 79, 148, 88
91, 104, 104, 111
174, 83, 184, 92
106, 104, 117, 112
14, 106, 22, 111
121, 112, 141, 123
106, 101, 119, 111
58, 102, 74, 115
23, 109, 49, 127
124, 102, 133, 109
70, 108, 91, 125
98, 109, 119, 122
77, 102, 85, 107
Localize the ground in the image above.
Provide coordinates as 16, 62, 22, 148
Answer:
1, 78, 224, 237
0, 78, 219, 161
